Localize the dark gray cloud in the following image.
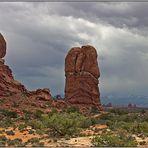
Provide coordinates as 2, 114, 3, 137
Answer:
39, 2, 148, 28
0, 2, 148, 103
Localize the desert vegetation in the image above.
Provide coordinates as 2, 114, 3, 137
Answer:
0, 107, 148, 146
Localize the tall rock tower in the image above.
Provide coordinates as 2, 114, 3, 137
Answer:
65, 45, 103, 111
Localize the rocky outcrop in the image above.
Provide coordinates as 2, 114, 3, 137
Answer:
0, 34, 27, 96
29, 88, 52, 101
0, 33, 6, 59
0, 33, 52, 113
65, 45, 103, 110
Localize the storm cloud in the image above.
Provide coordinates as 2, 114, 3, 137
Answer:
0, 2, 148, 104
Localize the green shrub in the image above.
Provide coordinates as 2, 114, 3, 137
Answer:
99, 113, 114, 120
109, 108, 128, 115
48, 108, 58, 117
34, 110, 44, 119
28, 120, 44, 130
0, 109, 17, 118
18, 124, 27, 130
45, 112, 89, 137
66, 106, 80, 113
0, 141, 5, 147
92, 132, 137, 147
28, 130, 35, 134
7, 138, 24, 146
7, 138, 22, 146
0, 135, 7, 141
0, 118, 13, 127
27, 137, 41, 146
6, 130, 15, 136
23, 110, 32, 120
27, 137, 40, 144
90, 106, 100, 114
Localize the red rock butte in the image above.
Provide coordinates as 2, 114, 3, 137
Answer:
65, 45, 103, 111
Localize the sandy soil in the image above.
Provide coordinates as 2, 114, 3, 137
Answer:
0, 125, 148, 147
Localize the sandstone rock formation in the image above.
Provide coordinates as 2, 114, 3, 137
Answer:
0, 33, 6, 59
0, 34, 27, 96
0, 33, 52, 113
65, 45, 103, 110
29, 88, 52, 101
0, 33, 103, 114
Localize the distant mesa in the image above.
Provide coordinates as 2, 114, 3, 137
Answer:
65, 45, 103, 111
128, 103, 137, 108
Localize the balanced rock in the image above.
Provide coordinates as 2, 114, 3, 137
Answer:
0, 33, 6, 58
65, 45, 103, 110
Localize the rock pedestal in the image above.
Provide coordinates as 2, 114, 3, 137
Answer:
65, 45, 103, 110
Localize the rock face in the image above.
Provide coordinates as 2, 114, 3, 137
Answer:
0, 33, 6, 58
65, 45, 103, 110
0, 34, 27, 96
29, 88, 52, 101
0, 33, 52, 113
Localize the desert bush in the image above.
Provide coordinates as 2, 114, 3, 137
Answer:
23, 110, 32, 120
28, 129, 35, 134
65, 106, 80, 113
18, 123, 27, 131
80, 117, 92, 128
131, 121, 148, 135
48, 108, 58, 117
27, 137, 40, 144
36, 129, 45, 135
0, 118, 13, 127
140, 122, 148, 134
44, 112, 90, 137
7, 138, 23, 146
0, 141, 5, 147
92, 131, 137, 147
28, 120, 45, 130
90, 106, 100, 114
109, 108, 128, 115
0, 135, 7, 142
27, 137, 43, 146
6, 130, 15, 135
34, 110, 44, 119
0, 109, 17, 118
99, 112, 114, 120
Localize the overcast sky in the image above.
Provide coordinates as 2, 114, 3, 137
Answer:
0, 2, 148, 98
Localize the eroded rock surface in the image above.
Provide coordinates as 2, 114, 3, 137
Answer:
0, 33, 52, 113
65, 45, 103, 110
0, 33, 6, 59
